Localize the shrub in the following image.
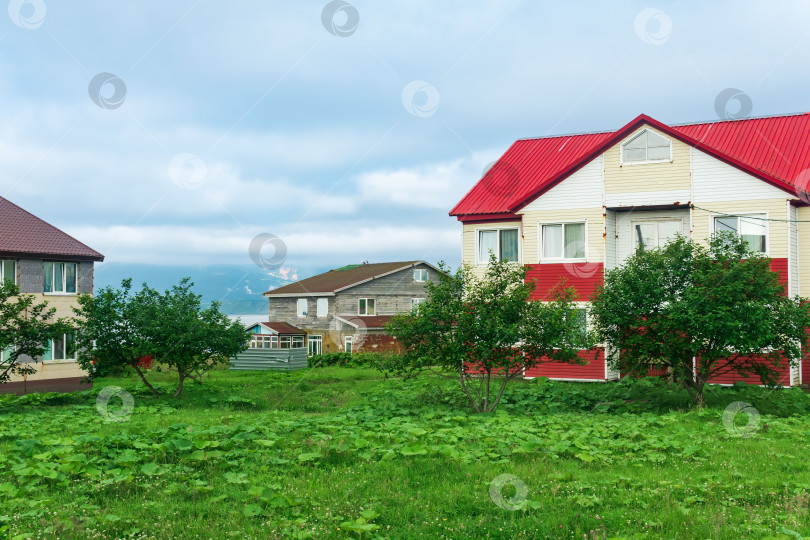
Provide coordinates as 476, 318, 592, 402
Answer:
308, 352, 400, 370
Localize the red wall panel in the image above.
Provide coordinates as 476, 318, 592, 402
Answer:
705, 356, 792, 386
524, 349, 605, 380
525, 263, 604, 301
770, 258, 789, 290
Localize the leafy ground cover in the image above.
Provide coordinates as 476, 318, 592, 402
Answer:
1, 368, 809, 539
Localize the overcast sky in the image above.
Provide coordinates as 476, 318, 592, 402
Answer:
2, 0, 810, 275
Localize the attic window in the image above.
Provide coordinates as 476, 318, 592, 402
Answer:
622, 129, 671, 164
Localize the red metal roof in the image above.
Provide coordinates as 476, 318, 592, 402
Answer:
0, 197, 104, 261
451, 113, 810, 219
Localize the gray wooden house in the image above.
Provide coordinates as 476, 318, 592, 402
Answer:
262, 261, 443, 355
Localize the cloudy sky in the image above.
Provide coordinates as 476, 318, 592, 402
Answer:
2, 0, 810, 279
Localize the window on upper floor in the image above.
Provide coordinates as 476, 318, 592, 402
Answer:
541, 222, 586, 261
633, 220, 682, 251
621, 129, 671, 164
413, 269, 428, 282
0, 260, 15, 285
44, 262, 76, 294
714, 214, 767, 253
317, 298, 328, 318
478, 228, 519, 263
296, 298, 308, 317
358, 298, 376, 316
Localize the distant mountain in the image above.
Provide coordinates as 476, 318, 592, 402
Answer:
93, 263, 330, 315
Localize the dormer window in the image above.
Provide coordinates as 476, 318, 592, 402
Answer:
621, 129, 671, 164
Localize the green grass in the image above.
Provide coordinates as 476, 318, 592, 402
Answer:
1, 367, 809, 539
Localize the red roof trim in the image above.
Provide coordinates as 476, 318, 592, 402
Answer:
456, 213, 522, 223
510, 114, 798, 213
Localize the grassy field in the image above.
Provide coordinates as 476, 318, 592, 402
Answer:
1, 367, 809, 539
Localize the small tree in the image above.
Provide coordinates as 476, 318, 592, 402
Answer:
589, 233, 810, 406
139, 278, 248, 397
387, 257, 592, 413
0, 281, 70, 384
74, 279, 159, 394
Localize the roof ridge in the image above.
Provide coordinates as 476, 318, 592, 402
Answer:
673, 111, 810, 127
514, 112, 810, 142
515, 129, 614, 142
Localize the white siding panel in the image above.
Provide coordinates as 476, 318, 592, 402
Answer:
605, 190, 690, 208
605, 210, 617, 270
615, 209, 690, 265
522, 156, 603, 212
789, 203, 799, 298
692, 149, 788, 202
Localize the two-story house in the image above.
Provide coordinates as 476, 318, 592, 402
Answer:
0, 196, 104, 393
451, 112, 810, 386
263, 261, 442, 355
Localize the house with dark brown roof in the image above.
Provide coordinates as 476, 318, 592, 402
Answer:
262, 261, 443, 355
0, 196, 104, 393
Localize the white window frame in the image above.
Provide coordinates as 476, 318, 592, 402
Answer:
710, 211, 769, 256
0, 260, 16, 285
316, 298, 328, 318
43, 332, 77, 363
411, 298, 426, 311
344, 335, 353, 354
291, 336, 305, 348
271, 336, 278, 348
619, 128, 673, 166
554, 305, 589, 349
358, 298, 376, 316
413, 269, 428, 282
308, 335, 323, 356
43, 261, 78, 295
474, 226, 522, 265
538, 221, 588, 263
249, 335, 274, 349
296, 298, 308, 318
630, 218, 684, 252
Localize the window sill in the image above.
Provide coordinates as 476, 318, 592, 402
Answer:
475, 261, 522, 267
43, 292, 78, 297
537, 259, 588, 264
42, 359, 78, 364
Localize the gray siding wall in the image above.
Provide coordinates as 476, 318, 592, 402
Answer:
17, 259, 44, 294
77, 262, 94, 294
266, 263, 440, 330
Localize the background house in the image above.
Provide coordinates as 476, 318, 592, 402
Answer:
451, 112, 810, 386
246, 321, 306, 349
0, 196, 104, 393
263, 261, 442, 355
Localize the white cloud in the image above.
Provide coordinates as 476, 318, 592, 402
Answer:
68, 223, 459, 266
353, 152, 498, 209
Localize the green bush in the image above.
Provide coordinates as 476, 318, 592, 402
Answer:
307, 352, 400, 370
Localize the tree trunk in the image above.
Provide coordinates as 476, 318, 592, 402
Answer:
486, 374, 512, 413
132, 364, 158, 395
458, 375, 481, 412
173, 370, 185, 398
484, 373, 491, 411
